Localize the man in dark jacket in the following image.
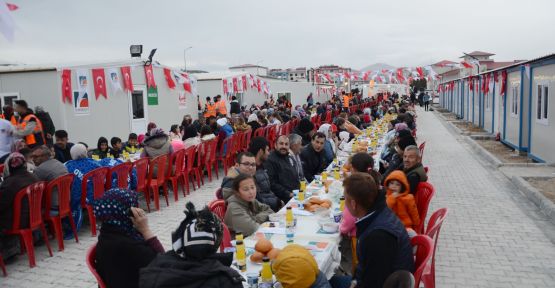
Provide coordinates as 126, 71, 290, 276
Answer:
265, 135, 300, 203
229, 96, 240, 115
332, 173, 414, 288
292, 117, 314, 146
34, 106, 55, 146
403, 145, 428, 195
300, 132, 326, 182
54, 130, 74, 163
221, 152, 281, 211
140, 202, 244, 288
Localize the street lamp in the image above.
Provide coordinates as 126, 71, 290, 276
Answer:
184, 46, 193, 71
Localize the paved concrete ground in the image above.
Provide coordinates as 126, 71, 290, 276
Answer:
1, 107, 554, 287
423, 107, 555, 287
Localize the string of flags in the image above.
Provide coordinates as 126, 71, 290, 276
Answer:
314, 66, 440, 86
438, 69, 508, 97
221, 74, 271, 97
60, 64, 198, 104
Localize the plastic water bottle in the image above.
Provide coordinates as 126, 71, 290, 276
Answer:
286, 207, 294, 243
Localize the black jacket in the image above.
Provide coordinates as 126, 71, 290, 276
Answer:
0, 170, 39, 232
96, 224, 163, 288
300, 144, 325, 183
35, 111, 55, 136
292, 126, 311, 146
355, 194, 415, 288
404, 163, 428, 194
230, 101, 240, 115
254, 167, 281, 212
264, 151, 300, 203
140, 251, 244, 288
54, 142, 74, 163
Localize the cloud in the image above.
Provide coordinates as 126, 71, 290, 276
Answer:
1, 0, 554, 70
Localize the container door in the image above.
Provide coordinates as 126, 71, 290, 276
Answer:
128, 85, 148, 135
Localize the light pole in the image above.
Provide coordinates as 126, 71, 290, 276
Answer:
184, 46, 193, 71
256, 60, 263, 76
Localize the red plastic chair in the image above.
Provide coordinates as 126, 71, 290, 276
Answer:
44, 174, 78, 251
133, 158, 149, 208
147, 154, 170, 211
207, 138, 220, 181
208, 199, 226, 221
411, 235, 434, 288
107, 162, 133, 189
184, 146, 202, 193
422, 208, 448, 288
242, 129, 252, 152
86, 243, 107, 288
253, 127, 265, 138
166, 149, 186, 201
324, 111, 332, 124
81, 167, 110, 236
5, 181, 53, 268
0, 253, 5, 276
220, 222, 232, 253
267, 126, 278, 150
419, 142, 426, 160
415, 182, 435, 234
216, 137, 233, 177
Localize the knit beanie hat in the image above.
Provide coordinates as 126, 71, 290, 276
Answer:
298, 118, 314, 134
172, 202, 223, 260
272, 244, 319, 288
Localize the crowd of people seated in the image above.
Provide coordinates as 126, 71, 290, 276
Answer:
0, 91, 428, 288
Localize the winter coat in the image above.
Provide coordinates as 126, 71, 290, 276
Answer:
0, 169, 39, 232
384, 171, 420, 230
142, 136, 173, 177
264, 151, 300, 203
97, 224, 164, 288
139, 251, 244, 288
404, 163, 428, 195
221, 167, 281, 212
300, 144, 325, 183
292, 125, 311, 146
355, 194, 415, 288
230, 100, 241, 115
64, 158, 102, 230
54, 142, 74, 163
224, 194, 273, 236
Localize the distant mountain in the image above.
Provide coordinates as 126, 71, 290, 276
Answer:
359, 63, 395, 72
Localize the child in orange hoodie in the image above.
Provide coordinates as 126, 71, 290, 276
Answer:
384, 170, 420, 235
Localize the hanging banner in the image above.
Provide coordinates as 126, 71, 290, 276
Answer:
73, 90, 90, 115
241, 75, 247, 91
61, 69, 72, 103
164, 68, 176, 89
147, 86, 158, 105
107, 68, 122, 94
91, 68, 107, 99
178, 91, 186, 109
144, 64, 156, 88
182, 73, 192, 93
121, 66, 133, 92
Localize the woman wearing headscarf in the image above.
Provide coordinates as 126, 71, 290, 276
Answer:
140, 202, 244, 288
247, 113, 261, 138
182, 125, 201, 149
95, 188, 164, 288
141, 128, 173, 177
0, 152, 40, 260
337, 131, 351, 157
64, 143, 102, 231
317, 123, 337, 167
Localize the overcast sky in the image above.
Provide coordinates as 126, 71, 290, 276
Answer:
1, 0, 554, 71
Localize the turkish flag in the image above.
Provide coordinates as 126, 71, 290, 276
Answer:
396, 68, 405, 83
257, 79, 261, 93
61, 69, 72, 103
144, 64, 156, 88
469, 77, 474, 91
242, 75, 247, 91
232, 77, 238, 93
7, 3, 18, 11
362, 71, 370, 81
416, 67, 424, 78
121, 66, 133, 92
92, 68, 107, 99
500, 70, 507, 96
222, 79, 228, 94
164, 68, 176, 89
182, 73, 192, 93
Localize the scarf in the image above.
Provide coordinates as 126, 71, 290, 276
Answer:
93, 188, 143, 241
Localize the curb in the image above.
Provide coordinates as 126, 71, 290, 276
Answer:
464, 137, 504, 168
511, 176, 555, 225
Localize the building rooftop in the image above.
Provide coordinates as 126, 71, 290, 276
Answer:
229, 64, 268, 69
432, 60, 457, 66
459, 51, 495, 58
